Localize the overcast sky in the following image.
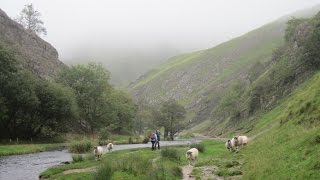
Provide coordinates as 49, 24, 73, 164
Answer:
1, 0, 320, 61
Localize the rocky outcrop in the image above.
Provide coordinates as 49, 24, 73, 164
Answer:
0, 8, 64, 80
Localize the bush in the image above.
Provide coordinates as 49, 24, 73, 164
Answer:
315, 135, 320, 144
128, 137, 133, 144
69, 140, 93, 153
98, 127, 110, 141
72, 154, 84, 163
190, 142, 205, 153
142, 136, 149, 144
161, 148, 180, 161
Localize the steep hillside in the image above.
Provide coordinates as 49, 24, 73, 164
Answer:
0, 8, 64, 80
129, 6, 320, 135
243, 71, 320, 179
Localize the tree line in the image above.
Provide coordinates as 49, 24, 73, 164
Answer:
0, 46, 136, 140
0, 45, 187, 141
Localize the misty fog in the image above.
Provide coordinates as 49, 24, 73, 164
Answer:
1, 0, 320, 85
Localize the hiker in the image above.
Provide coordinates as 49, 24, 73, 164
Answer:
155, 129, 161, 149
150, 131, 158, 150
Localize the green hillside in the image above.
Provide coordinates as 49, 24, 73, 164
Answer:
243, 71, 320, 179
130, 6, 320, 135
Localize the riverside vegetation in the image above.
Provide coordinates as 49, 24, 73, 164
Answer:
1, 5, 320, 180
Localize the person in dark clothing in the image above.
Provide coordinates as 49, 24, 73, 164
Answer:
155, 130, 160, 149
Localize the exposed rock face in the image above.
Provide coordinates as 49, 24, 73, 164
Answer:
0, 8, 64, 80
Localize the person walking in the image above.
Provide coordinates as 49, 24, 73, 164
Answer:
150, 131, 157, 150
155, 130, 161, 149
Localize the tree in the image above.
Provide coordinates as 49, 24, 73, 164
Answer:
58, 63, 113, 134
16, 3, 47, 36
109, 91, 136, 134
155, 99, 186, 140
34, 81, 79, 137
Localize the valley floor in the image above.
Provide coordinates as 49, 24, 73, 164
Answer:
40, 139, 244, 180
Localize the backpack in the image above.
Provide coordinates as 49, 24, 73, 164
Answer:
150, 133, 155, 140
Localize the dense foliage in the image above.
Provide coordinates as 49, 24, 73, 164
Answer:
0, 46, 136, 140
0, 46, 78, 139
58, 63, 136, 135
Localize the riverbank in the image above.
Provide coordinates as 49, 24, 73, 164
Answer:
0, 143, 66, 156
40, 139, 243, 180
0, 134, 143, 156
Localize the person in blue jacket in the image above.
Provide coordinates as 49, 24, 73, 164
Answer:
155, 130, 161, 150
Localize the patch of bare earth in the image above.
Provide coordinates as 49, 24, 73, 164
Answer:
182, 165, 224, 180
182, 165, 195, 180
62, 167, 96, 175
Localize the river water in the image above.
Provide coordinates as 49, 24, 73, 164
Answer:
0, 140, 197, 180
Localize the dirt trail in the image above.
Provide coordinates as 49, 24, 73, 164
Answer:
62, 167, 96, 175
182, 165, 223, 180
182, 165, 195, 180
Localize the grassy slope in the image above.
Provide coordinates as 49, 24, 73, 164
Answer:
131, 21, 284, 92
242, 72, 320, 179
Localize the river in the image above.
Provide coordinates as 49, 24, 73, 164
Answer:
0, 140, 198, 180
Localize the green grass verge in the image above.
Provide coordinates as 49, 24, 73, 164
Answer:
0, 143, 65, 156
41, 146, 186, 180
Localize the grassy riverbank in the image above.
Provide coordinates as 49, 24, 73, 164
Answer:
40, 140, 243, 180
0, 143, 66, 156
0, 134, 144, 156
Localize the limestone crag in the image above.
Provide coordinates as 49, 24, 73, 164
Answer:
0, 8, 64, 80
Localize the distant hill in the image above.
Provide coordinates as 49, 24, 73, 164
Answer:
63, 47, 179, 87
0, 8, 64, 80
129, 5, 320, 135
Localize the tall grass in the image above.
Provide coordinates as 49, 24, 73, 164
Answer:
161, 147, 180, 161
95, 150, 182, 180
190, 142, 205, 153
69, 140, 93, 153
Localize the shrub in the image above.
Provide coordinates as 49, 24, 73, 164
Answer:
315, 135, 320, 144
98, 127, 110, 141
69, 140, 93, 153
128, 137, 133, 144
190, 142, 205, 153
142, 137, 149, 144
161, 148, 180, 161
72, 154, 84, 163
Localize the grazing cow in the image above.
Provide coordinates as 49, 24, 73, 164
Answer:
186, 148, 199, 166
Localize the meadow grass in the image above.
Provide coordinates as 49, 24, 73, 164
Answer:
242, 72, 320, 179
41, 144, 192, 180
0, 143, 65, 156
